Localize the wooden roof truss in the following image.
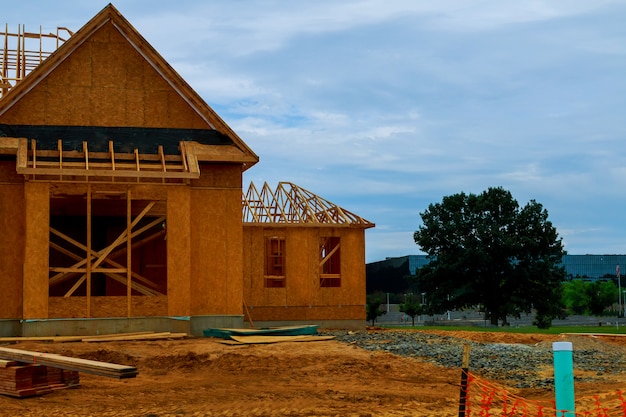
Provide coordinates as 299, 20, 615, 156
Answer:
16, 138, 200, 183
243, 181, 374, 228
0, 24, 72, 99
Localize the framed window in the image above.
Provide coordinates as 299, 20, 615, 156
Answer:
264, 237, 285, 288
320, 236, 341, 287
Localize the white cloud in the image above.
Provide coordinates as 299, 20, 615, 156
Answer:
6, 0, 626, 262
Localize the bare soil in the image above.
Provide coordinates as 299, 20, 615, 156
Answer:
1, 329, 626, 417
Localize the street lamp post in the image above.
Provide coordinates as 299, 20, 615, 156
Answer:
617, 264, 621, 328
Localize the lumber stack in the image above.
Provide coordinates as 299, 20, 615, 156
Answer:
0, 331, 187, 343
0, 347, 138, 379
0, 360, 79, 397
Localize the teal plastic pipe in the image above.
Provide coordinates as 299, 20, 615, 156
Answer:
553, 341, 575, 417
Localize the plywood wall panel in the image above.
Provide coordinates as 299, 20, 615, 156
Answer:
0, 22, 212, 130
285, 228, 313, 305
242, 226, 264, 306
246, 305, 364, 322
167, 187, 191, 316
189, 187, 243, 316
225, 190, 244, 313
190, 164, 242, 189
0, 183, 25, 318
125, 91, 145, 126
49, 296, 168, 318
242, 225, 368, 322
23, 182, 50, 319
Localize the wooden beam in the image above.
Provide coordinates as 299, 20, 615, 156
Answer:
0, 346, 138, 379
16, 138, 28, 170
49, 217, 165, 285
49, 240, 163, 294
64, 275, 86, 297
127, 188, 132, 316
83, 141, 89, 170
319, 242, 340, 267
87, 184, 92, 316
89, 201, 156, 271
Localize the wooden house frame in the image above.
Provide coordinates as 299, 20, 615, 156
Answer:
0, 4, 373, 337
242, 182, 374, 328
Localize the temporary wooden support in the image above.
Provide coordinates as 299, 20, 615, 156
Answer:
243, 182, 375, 228
49, 240, 161, 297
15, 139, 201, 183
49, 221, 165, 294
86, 184, 92, 314
49, 189, 166, 317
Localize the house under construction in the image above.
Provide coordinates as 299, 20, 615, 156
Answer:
0, 4, 374, 337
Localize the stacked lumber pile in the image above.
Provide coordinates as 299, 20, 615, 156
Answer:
0, 359, 79, 397
0, 331, 187, 344
0, 346, 138, 379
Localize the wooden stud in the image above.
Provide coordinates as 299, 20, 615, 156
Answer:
83, 141, 89, 170
86, 184, 91, 316
16, 138, 28, 170
127, 188, 132, 316
90, 201, 156, 271
64, 275, 86, 298
49, 239, 164, 295
57, 139, 63, 181
109, 141, 115, 182
158, 145, 166, 184
48, 214, 165, 286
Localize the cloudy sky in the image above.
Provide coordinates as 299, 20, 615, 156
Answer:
4, 1, 626, 263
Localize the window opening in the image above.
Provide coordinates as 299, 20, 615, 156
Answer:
320, 236, 340, 287
48, 187, 167, 317
264, 237, 285, 288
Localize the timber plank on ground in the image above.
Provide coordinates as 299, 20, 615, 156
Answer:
81, 332, 187, 342
0, 347, 138, 379
0, 331, 157, 343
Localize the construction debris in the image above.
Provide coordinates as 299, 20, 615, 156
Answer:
0, 359, 79, 397
224, 335, 336, 344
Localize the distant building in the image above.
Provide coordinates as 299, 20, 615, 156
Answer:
366, 254, 626, 294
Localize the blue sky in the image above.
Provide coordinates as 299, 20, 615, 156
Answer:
4, 1, 626, 263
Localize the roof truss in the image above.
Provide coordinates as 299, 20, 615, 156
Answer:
243, 182, 374, 228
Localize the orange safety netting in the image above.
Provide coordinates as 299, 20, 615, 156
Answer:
464, 371, 626, 417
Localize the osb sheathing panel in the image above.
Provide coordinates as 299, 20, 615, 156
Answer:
242, 226, 367, 322
0, 23, 210, 129
190, 187, 243, 316
167, 187, 191, 316
190, 164, 242, 189
0, 181, 25, 318
49, 296, 168, 318
246, 305, 364, 322
23, 182, 50, 319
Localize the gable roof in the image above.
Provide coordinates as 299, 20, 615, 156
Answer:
243, 182, 375, 228
0, 3, 258, 169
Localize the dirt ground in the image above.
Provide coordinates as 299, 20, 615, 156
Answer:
1, 329, 626, 417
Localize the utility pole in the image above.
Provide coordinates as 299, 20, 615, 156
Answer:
617, 264, 621, 329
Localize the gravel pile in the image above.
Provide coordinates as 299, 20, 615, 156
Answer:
322, 330, 626, 389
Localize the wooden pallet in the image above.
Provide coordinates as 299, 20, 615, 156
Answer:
0, 347, 138, 379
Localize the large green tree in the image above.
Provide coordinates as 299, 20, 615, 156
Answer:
413, 187, 566, 327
